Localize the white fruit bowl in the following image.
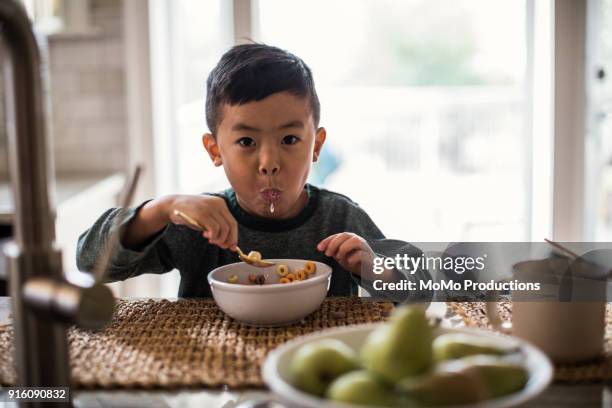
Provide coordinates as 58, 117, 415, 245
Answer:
208, 259, 332, 326
262, 325, 553, 408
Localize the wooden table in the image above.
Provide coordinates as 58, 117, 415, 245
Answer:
0, 297, 610, 408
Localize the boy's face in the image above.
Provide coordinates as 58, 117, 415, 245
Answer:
203, 91, 326, 219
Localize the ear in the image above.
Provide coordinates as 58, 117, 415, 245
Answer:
202, 133, 223, 166
312, 127, 326, 162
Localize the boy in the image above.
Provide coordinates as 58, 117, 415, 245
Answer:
77, 44, 430, 301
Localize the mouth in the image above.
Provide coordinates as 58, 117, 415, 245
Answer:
260, 188, 282, 203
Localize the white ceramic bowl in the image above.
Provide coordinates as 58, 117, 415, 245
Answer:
208, 259, 332, 326
263, 325, 553, 408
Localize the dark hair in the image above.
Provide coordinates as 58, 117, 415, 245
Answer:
205, 43, 320, 135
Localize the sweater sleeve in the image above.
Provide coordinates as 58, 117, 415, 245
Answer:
344, 204, 433, 304
366, 239, 433, 303
76, 200, 175, 283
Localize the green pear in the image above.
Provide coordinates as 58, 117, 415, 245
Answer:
458, 355, 529, 398
360, 305, 433, 383
290, 339, 359, 397
326, 370, 399, 407
397, 370, 487, 406
432, 333, 513, 362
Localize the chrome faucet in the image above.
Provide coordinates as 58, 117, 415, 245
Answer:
0, 1, 114, 406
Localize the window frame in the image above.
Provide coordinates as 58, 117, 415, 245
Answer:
136, 0, 588, 240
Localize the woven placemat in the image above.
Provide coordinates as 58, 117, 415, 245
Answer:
0, 297, 393, 389
447, 301, 612, 382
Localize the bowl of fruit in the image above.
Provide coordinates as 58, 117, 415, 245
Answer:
263, 306, 553, 407
208, 257, 332, 326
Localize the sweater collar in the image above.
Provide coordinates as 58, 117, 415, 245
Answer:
224, 184, 319, 232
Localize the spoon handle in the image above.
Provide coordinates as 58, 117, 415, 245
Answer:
544, 238, 579, 260
173, 209, 206, 231
174, 210, 264, 263
94, 165, 142, 282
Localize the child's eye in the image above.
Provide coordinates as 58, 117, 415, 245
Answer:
237, 137, 255, 147
281, 135, 300, 145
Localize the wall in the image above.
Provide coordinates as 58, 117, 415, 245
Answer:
0, 0, 127, 179
49, 0, 127, 176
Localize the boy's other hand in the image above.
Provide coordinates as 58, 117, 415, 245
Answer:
169, 195, 238, 250
316, 232, 375, 275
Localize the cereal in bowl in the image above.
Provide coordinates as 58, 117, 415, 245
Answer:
276, 261, 317, 284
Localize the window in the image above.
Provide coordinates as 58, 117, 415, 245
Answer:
150, 0, 234, 196
257, 0, 530, 241
144, 0, 573, 297
148, 0, 234, 296
586, 0, 612, 240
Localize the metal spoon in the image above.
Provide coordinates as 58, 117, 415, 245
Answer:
235, 246, 275, 267
173, 209, 275, 267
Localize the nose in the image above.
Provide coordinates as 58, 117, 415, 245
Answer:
258, 145, 280, 176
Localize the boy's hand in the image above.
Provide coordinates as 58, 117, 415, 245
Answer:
317, 232, 375, 275
168, 195, 238, 250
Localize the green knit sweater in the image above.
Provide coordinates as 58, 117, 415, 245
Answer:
76, 184, 431, 301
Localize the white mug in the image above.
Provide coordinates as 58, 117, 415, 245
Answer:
485, 258, 606, 363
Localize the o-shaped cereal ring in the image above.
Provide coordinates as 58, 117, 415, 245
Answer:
248, 251, 262, 261
304, 261, 316, 274
279, 277, 290, 284
296, 270, 306, 281
276, 264, 289, 276
286, 273, 296, 282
